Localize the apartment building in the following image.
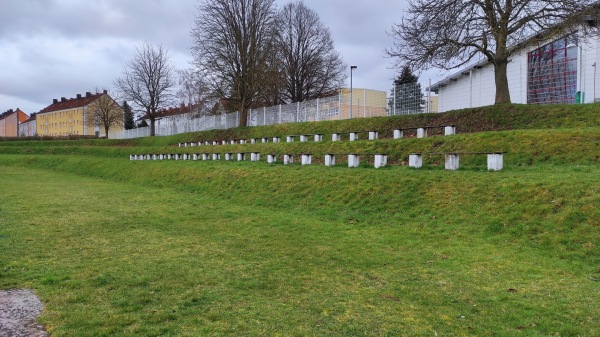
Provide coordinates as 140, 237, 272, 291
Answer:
36, 91, 115, 137
18, 113, 37, 137
0, 108, 28, 137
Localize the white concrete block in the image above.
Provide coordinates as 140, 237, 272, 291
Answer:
444, 126, 456, 136
273, 137, 280, 143
487, 153, 504, 171
251, 152, 260, 162
300, 135, 308, 142
237, 153, 246, 161
409, 154, 422, 168
191, 143, 197, 147
417, 128, 427, 138
374, 154, 388, 168
251, 139, 256, 144
240, 139, 247, 144
166, 154, 172, 160
314, 134, 323, 142
286, 136, 294, 143
193, 154, 199, 160
445, 154, 460, 171
284, 154, 293, 165
325, 154, 335, 167
301, 154, 312, 165
267, 154, 277, 164
225, 153, 233, 161
202, 154, 209, 161
349, 132, 358, 141
231, 140, 236, 145
368, 131, 379, 140
178, 143, 182, 147
130, 155, 135, 160
212, 153, 220, 161
332, 133, 341, 141
393, 130, 404, 139
348, 154, 360, 167
262, 138, 268, 143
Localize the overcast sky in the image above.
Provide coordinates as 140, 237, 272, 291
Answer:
0, 0, 447, 115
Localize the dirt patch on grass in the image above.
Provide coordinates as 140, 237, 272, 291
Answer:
0, 289, 49, 337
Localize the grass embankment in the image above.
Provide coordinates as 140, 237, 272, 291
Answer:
0, 104, 599, 336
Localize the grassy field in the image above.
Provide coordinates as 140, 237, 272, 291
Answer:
0, 105, 599, 336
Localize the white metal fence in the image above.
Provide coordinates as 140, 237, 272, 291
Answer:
109, 89, 393, 139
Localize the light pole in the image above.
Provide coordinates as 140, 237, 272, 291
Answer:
350, 65, 357, 119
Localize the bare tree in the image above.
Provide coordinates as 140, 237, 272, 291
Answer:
276, 0, 346, 103
176, 68, 213, 116
115, 42, 176, 136
85, 90, 123, 139
191, 0, 278, 126
388, 0, 598, 104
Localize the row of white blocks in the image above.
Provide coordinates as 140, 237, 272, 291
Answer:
267, 154, 389, 168
130, 152, 501, 170
177, 126, 457, 147
331, 126, 456, 142
178, 138, 282, 147
408, 153, 504, 171
286, 134, 324, 142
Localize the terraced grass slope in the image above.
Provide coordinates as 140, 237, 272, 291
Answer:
0, 104, 598, 336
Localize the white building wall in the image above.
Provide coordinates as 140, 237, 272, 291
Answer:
580, 37, 600, 103
436, 33, 600, 111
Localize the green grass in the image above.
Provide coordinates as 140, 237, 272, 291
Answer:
0, 104, 599, 336
0, 159, 598, 336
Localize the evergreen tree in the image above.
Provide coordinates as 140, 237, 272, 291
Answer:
123, 101, 135, 130
389, 66, 424, 115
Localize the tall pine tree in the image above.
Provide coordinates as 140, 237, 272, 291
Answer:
123, 101, 135, 130
389, 66, 424, 115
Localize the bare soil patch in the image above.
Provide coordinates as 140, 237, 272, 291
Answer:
0, 289, 49, 337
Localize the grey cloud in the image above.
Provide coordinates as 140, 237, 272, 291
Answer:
1, 0, 418, 114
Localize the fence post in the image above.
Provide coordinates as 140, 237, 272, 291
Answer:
316, 98, 320, 121
297, 102, 300, 122
393, 85, 396, 115
338, 91, 342, 119
363, 89, 366, 118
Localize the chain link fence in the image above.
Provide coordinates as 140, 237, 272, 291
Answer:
109, 88, 414, 139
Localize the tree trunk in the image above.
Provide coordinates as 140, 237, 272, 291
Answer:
150, 117, 156, 136
239, 108, 248, 127
105, 126, 109, 139
494, 59, 512, 104
238, 101, 248, 127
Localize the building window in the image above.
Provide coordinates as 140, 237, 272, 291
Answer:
527, 36, 578, 104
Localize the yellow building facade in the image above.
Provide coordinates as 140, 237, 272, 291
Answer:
338, 88, 388, 119
36, 92, 113, 137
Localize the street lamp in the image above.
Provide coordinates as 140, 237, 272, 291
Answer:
350, 65, 357, 118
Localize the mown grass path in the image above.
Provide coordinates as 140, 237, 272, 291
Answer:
0, 162, 598, 336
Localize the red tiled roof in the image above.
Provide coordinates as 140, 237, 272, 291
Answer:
155, 104, 197, 118
38, 92, 104, 114
22, 113, 37, 123
0, 108, 28, 121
